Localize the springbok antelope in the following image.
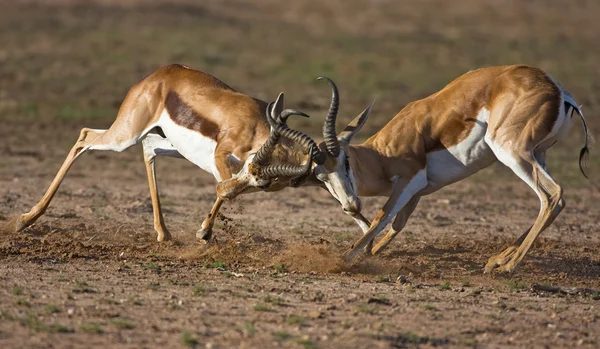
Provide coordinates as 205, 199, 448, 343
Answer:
289, 66, 590, 272
14, 64, 314, 241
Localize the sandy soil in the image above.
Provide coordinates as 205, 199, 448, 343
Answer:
1, 1, 599, 348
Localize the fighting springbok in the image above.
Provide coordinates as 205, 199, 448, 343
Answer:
287, 65, 590, 272
14, 64, 314, 241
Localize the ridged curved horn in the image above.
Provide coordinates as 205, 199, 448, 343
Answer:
259, 146, 314, 179
266, 110, 325, 165
317, 76, 340, 157
253, 102, 279, 165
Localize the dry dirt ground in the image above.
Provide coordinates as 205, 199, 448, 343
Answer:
1, 1, 600, 348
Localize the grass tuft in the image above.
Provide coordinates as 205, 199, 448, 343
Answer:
181, 330, 199, 348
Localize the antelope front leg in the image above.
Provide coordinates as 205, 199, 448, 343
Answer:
344, 170, 427, 262
196, 197, 223, 240
197, 149, 232, 241
371, 196, 420, 255
348, 213, 374, 254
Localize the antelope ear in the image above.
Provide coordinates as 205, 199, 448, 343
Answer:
337, 100, 375, 144
271, 92, 285, 121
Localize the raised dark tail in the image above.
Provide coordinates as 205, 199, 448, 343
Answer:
565, 101, 590, 178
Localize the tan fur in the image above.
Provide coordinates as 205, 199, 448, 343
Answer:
15, 64, 305, 241
319, 65, 586, 272
352, 65, 561, 196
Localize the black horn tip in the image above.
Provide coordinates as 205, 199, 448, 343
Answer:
279, 109, 310, 123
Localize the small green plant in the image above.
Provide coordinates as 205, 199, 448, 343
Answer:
403, 332, 423, 344
461, 279, 471, 287
273, 264, 287, 273
460, 338, 477, 347
44, 304, 61, 314
143, 262, 161, 273
80, 322, 103, 334
253, 303, 270, 312
296, 338, 315, 349
264, 295, 284, 306
181, 330, 199, 347
356, 304, 376, 314
11, 286, 24, 296
376, 275, 391, 283
286, 315, 305, 325
242, 321, 256, 336
15, 298, 31, 307
73, 280, 95, 293
51, 323, 73, 333
206, 260, 227, 269
424, 304, 438, 311
334, 233, 354, 242
0, 311, 14, 321
23, 102, 39, 118
20, 313, 46, 332
438, 282, 451, 291
505, 280, 527, 291
273, 330, 291, 341
111, 318, 135, 329
192, 285, 206, 297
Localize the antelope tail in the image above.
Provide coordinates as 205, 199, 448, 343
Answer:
563, 95, 590, 179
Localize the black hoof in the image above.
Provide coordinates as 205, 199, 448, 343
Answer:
196, 229, 212, 241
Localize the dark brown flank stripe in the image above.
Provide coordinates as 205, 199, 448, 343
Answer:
165, 91, 220, 140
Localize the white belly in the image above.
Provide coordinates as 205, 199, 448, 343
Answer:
158, 109, 221, 180
423, 108, 496, 194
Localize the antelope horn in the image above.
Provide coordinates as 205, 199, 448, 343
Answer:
259, 146, 314, 179
253, 102, 279, 165
317, 76, 340, 157
266, 109, 325, 165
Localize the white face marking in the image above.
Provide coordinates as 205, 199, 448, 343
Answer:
157, 109, 221, 180
424, 108, 495, 193
316, 149, 361, 213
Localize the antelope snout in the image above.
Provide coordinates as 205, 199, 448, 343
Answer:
342, 198, 361, 216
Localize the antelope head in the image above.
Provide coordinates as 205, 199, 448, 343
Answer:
303, 77, 374, 216
216, 94, 315, 199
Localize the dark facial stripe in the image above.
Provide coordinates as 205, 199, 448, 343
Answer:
165, 91, 220, 140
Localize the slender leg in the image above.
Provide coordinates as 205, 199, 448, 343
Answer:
350, 213, 374, 254
141, 135, 176, 242
484, 150, 564, 273
16, 128, 106, 232
197, 147, 233, 240
344, 170, 427, 261
196, 197, 224, 240
371, 196, 420, 255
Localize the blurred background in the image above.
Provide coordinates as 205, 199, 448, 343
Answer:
1, 0, 598, 186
